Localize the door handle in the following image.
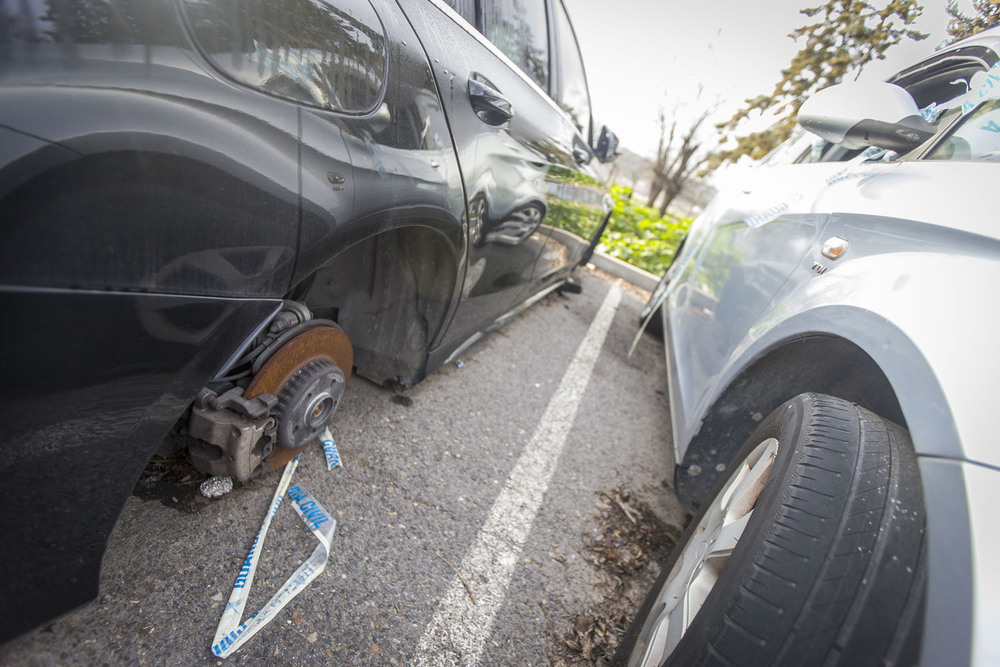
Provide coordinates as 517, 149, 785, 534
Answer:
468, 76, 514, 126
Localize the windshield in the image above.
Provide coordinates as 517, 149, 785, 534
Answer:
926, 98, 1000, 161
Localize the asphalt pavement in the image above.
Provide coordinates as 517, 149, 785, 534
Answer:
0, 266, 688, 666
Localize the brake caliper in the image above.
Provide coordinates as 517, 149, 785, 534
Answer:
187, 387, 278, 482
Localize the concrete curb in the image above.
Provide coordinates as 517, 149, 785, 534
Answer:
587, 251, 660, 292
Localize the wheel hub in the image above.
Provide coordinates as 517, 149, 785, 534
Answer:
244, 325, 352, 470
273, 359, 345, 450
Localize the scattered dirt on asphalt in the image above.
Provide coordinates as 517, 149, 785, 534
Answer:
131, 453, 211, 513
391, 394, 414, 407
548, 487, 683, 666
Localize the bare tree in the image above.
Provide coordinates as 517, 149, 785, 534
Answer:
647, 109, 711, 217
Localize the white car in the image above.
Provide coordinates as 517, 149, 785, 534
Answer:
622, 27, 1000, 667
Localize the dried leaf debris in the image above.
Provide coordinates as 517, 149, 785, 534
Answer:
549, 487, 682, 666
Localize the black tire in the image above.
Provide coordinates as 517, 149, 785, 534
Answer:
615, 393, 926, 667
638, 280, 666, 339
638, 302, 664, 339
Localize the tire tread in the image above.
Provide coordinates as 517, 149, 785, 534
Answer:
687, 395, 923, 667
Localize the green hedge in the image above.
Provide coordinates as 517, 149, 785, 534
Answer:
597, 185, 692, 275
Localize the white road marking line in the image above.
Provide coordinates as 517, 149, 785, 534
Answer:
413, 285, 623, 666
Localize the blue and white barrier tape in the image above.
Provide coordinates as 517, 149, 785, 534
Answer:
320, 427, 342, 470
211, 428, 342, 658
211, 454, 301, 657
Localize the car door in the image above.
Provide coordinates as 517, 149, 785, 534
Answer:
664, 161, 836, 421
395, 0, 605, 351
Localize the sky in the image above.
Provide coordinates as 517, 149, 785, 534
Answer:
567, 0, 974, 159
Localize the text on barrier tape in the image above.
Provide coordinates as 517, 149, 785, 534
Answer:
210, 435, 340, 658
321, 426, 342, 470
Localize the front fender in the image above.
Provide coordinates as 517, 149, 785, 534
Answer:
680, 246, 997, 471
760, 249, 996, 467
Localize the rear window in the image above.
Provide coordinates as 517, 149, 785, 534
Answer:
182, 0, 387, 113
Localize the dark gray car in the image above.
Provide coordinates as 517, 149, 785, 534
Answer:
0, 0, 616, 642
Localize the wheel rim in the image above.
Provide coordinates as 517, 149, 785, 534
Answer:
631, 438, 779, 667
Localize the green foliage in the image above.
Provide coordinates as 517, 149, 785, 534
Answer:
708, 0, 927, 171
547, 197, 603, 240
946, 0, 1000, 42
598, 185, 691, 275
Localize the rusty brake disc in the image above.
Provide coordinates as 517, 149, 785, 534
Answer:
244, 325, 353, 470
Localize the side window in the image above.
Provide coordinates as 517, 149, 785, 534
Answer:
181, 0, 387, 113
441, 0, 476, 26
927, 99, 1000, 161
481, 0, 549, 90
552, 0, 589, 137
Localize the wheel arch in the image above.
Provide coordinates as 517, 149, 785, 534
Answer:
290, 222, 462, 387
674, 304, 961, 509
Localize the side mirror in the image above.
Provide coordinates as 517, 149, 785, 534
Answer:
594, 125, 619, 163
798, 81, 935, 152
